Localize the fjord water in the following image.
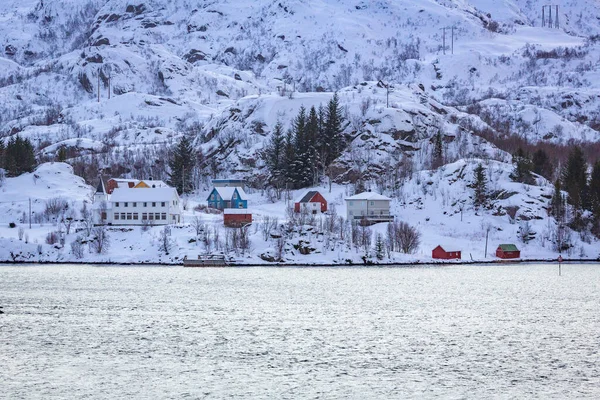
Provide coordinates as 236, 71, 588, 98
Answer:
1, 264, 599, 399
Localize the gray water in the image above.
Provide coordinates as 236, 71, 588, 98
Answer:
1, 264, 599, 399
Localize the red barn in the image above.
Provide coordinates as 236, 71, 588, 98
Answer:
294, 191, 327, 214
224, 209, 252, 227
496, 244, 520, 259
432, 245, 461, 260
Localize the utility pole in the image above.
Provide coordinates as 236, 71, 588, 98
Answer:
542, 6, 545, 27
555, 5, 559, 29
29, 198, 32, 229
484, 227, 489, 258
97, 67, 100, 103
442, 27, 446, 55
441, 27, 456, 55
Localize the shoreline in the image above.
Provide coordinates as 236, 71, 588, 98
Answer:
1, 258, 598, 267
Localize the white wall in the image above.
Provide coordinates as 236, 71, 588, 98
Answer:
106, 199, 180, 225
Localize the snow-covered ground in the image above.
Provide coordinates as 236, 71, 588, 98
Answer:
0, 162, 597, 264
1, 263, 599, 398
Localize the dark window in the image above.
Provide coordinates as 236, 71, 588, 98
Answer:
132, 202, 137, 207
124, 202, 128, 207
152, 202, 156, 207
161, 213, 166, 220
126, 213, 132, 220
161, 202, 165, 207
114, 213, 119, 220
149, 214, 154, 220
115, 202, 119, 207
155, 213, 160, 220
121, 213, 126, 220
142, 213, 147, 220
144, 202, 147, 207
133, 213, 139, 220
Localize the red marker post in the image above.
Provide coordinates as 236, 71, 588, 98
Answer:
558, 255, 563, 276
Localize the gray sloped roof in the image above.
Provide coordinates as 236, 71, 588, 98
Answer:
298, 191, 318, 203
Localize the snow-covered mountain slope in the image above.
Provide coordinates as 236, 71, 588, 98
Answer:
0, 0, 599, 156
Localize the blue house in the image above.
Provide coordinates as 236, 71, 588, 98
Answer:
207, 187, 248, 210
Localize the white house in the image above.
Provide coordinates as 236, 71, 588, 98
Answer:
345, 192, 393, 223
104, 187, 181, 225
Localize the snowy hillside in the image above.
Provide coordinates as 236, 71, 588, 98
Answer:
1, 1, 599, 263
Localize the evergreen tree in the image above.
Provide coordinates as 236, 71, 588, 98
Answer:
431, 131, 443, 169
57, 146, 67, 162
472, 163, 487, 208
4, 136, 36, 177
283, 129, 296, 188
305, 106, 320, 185
374, 233, 385, 260
262, 121, 286, 187
510, 148, 533, 184
561, 146, 588, 211
550, 179, 566, 222
590, 161, 600, 218
532, 148, 553, 179
168, 136, 195, 194
323, 93, 345, 166
0, 140, 5, 170
291, 106, 313, 188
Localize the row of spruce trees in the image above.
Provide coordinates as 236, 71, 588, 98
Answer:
261, 94, 346, 189
0, 136, 36, 177
166, 95, 346, 194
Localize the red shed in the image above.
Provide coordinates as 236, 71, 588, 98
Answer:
432, 245, 461, 260
224, 208, 252, 227
294, 191, 327, 214
496, 244, 520, 259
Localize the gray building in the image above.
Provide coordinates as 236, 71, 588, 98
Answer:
345, 192, 393, 223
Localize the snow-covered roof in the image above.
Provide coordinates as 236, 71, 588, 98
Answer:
212, 186, 247, 200
138, 180, 169, 188
224, 208, 252, 215
110, 187, 178, 202
345, 192, 391, 201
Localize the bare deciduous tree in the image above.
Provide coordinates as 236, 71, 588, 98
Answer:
90, 226, 110, 254
70, 236, 85, 259
158, 226, 174, 255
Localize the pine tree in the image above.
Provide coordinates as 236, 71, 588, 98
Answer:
57, 146, 67, 162
323, 93, 345, 166
283, 129, 296, 188
4, 136, 36, 177
168, 136, 195, 194
510, 148, 533, 184
374, 233, 385, 260
532, 148, 552, 179
262, 122, 286, 187
0, 140, 5, 170
305, 106, 320, 185
290, 107, 310, 188
590, 161, 600, 218
431, 131, 443, 169
472, 163, 487, 208
550, 179, 565, 222
561, 146, 588, 212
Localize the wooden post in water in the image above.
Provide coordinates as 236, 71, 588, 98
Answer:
558, 254, 563, 276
